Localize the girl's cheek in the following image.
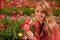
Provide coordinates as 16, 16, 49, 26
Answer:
41, 14, 45, 17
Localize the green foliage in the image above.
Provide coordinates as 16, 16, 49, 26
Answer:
0, 6, 35, 16
52, 8, 60, 16
0, 17, 24, 40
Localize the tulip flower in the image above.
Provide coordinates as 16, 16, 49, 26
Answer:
0, 14, 5, 19
20, 24, 24, 28
58, 14, 60, 17
18, 32, 22, 37
0, 1, 5, 7
0, 24, 4, 29
19, 0, 24, 4
23, 2, 28, 7
6, 24, 8, 28
11, 16, 16, 21
24, 17, 30, 24
7, 1, 14, 7
19, 11, 23, 15
16, 4, 22, 8
23, 24, 30, 31
17, 14, 20, 18
11, 11, 17, 15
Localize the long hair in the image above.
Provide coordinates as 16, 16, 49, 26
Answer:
35, 0, 58, 37
35, 0, 55, 25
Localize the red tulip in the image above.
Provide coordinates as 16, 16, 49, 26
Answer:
58, 14, 60, 17
20, 24, 24, 28
11, 11, 17, 15
56, 4, 60, 8
16, 4, 22, 8
11, 16, 16, 21
29, 2, 36, 6
19, 0, 24, 4
0, 1, 5, 7
14, 0, 19, 2
23, 3, 28, 7
0, 24, 4, 29
10, 1, 14, 4
19, 11, 23, 15
49, 2, 55, 7
23, 24, 30, 31
24, 17, 32, 26
15, 2, 19, 5
6, 24, 8, 28
0, 14, 5, 19
7, 1, 14, 7
17, 14, 20, 18
24, 17, 30, 24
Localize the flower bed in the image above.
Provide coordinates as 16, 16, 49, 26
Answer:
0, 0, 60, 16
0, 16, 35, 40
0, 16, 60, 40
0, 0, 60, 40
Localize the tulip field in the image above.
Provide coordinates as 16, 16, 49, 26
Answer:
0, 0, 60, 40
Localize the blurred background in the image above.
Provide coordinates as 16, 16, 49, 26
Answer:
0, 0, 60, 40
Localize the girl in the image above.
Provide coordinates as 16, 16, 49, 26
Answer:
27, 0, 60, 40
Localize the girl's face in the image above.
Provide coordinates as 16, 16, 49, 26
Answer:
35, 5, 45, 22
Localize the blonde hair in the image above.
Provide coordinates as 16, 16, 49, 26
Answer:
35, 0, 59, 37
35, 0, 59, 36
35, 0, 55, 24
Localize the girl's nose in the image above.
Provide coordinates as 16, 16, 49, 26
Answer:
41, 14, 45, 17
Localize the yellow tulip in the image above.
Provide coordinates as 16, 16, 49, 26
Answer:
30, 7, 34, 10
18, 32, 22, 37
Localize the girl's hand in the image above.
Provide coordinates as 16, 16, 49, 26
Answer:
26, 31, 34, 40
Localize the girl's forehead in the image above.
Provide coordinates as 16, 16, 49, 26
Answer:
36, 5, 44, 11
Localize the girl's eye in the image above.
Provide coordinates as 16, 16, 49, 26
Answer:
41, 11, 45, 13
36, 10, 39, 12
